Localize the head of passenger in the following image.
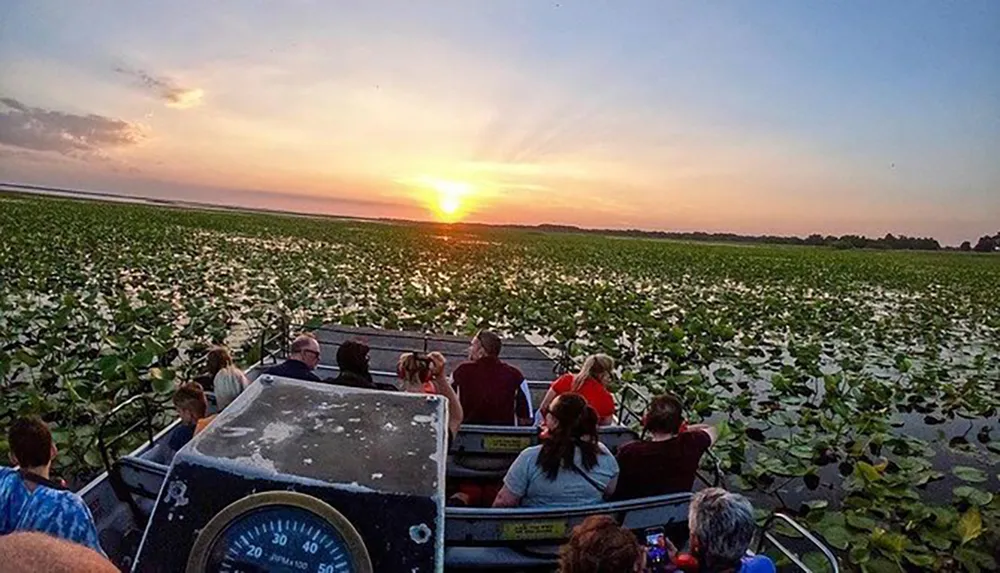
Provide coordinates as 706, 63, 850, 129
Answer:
540, 393, 600, 479
558, 515, 645, 573
644, 394, 683, 435
173, 382, 208, 425
689, 488, 760, 572
208, 345, 248, 409
206, 346, 233, 377
290, 333, 321, 370
397, 352, 441, 393
572, 354, 614, 391
0, 532, 117, 573
8, 416, 55, 472
469, 330, 502, 361
337, 340, 371, 380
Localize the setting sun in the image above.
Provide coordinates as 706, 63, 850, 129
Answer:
409, 177, 473, 223
439, 193, 460, 215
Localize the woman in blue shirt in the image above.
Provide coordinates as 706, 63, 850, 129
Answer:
493, 393, 619, 507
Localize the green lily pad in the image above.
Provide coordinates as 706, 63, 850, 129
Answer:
846, 512, 877, 531
956, 508, 982, 545
862, 557, 903, 573
902, 552, 935, 568
871, 528, 908, 554
801, 551, 835, 573
921, 528, 953, 551
804, 499, 829, 511
954, 547, 997, 573
855, 461, 882, 483
953, 485, 994, 506
819, 524, 850, 550
849, 544, 871, 565
952, 466, 988, 483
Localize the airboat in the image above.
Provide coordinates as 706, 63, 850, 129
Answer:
75, 323, 838, 572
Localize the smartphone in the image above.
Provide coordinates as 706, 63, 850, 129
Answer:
644, 527, 667, 564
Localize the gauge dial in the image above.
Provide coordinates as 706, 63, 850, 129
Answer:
187, 492, 372, 573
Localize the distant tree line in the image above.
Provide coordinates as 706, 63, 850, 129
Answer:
479, 224, 1000, 253
960, 232, 1000, 253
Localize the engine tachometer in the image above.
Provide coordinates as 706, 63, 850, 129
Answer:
186, 492, 372, 573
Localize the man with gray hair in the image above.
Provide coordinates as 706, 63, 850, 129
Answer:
687, 488, 775, 572
264, 333, 322, 382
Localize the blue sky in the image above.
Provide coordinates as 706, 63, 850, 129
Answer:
1, 1, 997, 243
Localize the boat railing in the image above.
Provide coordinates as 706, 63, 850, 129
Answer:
266, 320, 569, 370
96, 394, 158, 520
759, 511, 841, 573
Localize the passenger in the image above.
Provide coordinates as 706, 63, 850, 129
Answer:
452, 330, 532, 425
538, 354, 616, 426
612, 394, 717, 501
208, 346, 249, 409
398, 352, 463, 438
558, 515, 646, 573
167, 382, 209, 453
677, 488, 776, 573
0, 532, 116, 573
328, 340, 397, 391
493, 393, 618, 507
264, 333, 322, 382
0, 417, 103, 554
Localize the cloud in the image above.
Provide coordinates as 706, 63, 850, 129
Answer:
0, 97, 146, 157
114, 66, 204, 109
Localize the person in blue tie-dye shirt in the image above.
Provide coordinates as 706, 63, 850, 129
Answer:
0, 416, 104, 555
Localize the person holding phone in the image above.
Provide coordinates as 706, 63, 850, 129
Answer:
397, 351, 464, 438
558, 515, 646, 572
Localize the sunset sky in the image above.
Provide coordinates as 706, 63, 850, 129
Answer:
1, 1, 997, 244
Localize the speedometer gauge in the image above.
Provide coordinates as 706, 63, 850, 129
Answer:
186, 492, 372, 573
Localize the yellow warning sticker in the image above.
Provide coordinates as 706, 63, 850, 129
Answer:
501, 520, 568, 540
482, 435, 532, 452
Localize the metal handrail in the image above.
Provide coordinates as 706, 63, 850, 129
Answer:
96, 394, 155, 474
758, 512, 840, 573
95, 393, 156, 521
616, 382, 650, 425
696, 450, 724, 488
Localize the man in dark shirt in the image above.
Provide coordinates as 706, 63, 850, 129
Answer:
452, 330, 531, 426
326, 340, 398, 391
265, 334, 322, 382
612, 394, 717, 501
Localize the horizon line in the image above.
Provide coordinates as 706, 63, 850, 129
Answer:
0, 180, 974, 248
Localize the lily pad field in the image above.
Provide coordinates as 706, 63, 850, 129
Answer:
1, 191, 998, 571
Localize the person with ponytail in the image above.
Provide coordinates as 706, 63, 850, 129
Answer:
538, 354, 616, 426
207, 346, 250, 410
397, 351, 464, 438
493, 393, 618, 507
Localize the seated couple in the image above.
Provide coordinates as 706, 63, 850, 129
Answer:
454, 392, 716, 508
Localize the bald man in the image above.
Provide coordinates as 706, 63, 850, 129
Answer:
0, 532, 117, 573
265, 333, 323, 382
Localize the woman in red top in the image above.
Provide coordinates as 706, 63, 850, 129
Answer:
538, 354, 616, 425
